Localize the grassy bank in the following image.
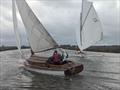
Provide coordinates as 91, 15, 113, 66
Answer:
0, 45, 120, 53
84, 45, 120, 53
60, 45, 120, 53
0, 46, 30, 51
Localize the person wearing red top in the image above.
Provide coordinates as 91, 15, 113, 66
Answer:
52, 50, 61, 65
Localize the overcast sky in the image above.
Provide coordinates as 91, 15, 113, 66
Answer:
0, 0, 120, 46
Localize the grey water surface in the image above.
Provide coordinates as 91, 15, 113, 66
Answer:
0, 49, 120, 90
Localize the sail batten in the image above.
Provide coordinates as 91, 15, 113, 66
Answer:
15, 0, 57, 52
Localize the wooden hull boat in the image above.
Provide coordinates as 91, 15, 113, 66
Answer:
24, 55, 84, 76
13, 0, 102, 77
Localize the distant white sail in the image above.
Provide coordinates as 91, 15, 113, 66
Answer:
12, 0, 22, 55
15, 0, 57, 52
76, 0, 103, 51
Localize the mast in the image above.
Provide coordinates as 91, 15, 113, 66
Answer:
80, 0, 84, 46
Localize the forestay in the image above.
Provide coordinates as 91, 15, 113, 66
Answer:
15, 0, 57, 53
76, 0, 103, 51
12, 0, 22, 55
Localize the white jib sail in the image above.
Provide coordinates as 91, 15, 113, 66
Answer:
76, 0, 103, 51
12, 0, 22, 55
15, 0, 57, 53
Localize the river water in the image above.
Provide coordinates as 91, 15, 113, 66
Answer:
0, 49, 120, 90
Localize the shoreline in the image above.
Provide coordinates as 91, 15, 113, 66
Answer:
0, 46, 30, 52
0, 45, 120, 53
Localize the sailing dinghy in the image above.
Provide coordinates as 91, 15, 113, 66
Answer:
12, 0, 83, 76
76, 0, 103, 54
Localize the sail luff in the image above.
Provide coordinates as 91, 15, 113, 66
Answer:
80, 0, 84, 46
15, 0, 58, 52
12, 0, 22, 55
81, 0, 84, 26
76, 0, 83, 49
80, 13, 82, 46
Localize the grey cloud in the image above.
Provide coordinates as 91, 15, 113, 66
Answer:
0, 0, 120, 46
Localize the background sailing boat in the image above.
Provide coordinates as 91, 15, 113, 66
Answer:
76, 0, 103, 52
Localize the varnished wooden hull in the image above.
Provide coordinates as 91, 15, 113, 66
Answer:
24, 55, 84, 76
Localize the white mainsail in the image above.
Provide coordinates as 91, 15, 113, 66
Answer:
12, 0, 22, 55
76, 0, 103, 51
15, 0, 57, 53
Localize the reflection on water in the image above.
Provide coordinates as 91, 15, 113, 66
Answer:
0, 49, 120, 90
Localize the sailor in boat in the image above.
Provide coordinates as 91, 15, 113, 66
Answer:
52, 50, 62, 64
47, 50, 69, 65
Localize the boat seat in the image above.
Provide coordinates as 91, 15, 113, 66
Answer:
27, 59, 46, 63
30, 56, 48, 61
